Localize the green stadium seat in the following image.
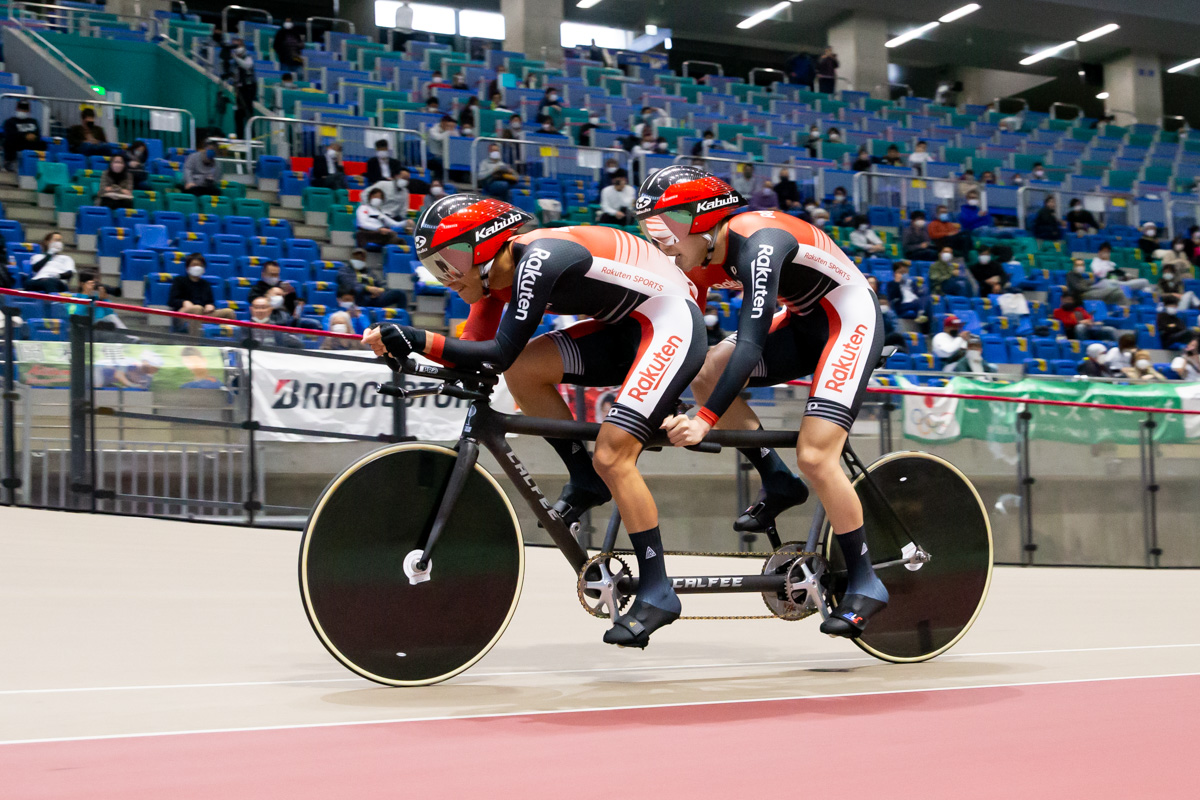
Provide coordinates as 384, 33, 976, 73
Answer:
132, 189, 162, 212
166, 192, 199, 215
36, 161, 70, 193
233, 198, 268, 219
198, 195, 233, 216
218, 180, 247, 200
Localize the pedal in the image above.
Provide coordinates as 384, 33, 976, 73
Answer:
403, 550, 432, 586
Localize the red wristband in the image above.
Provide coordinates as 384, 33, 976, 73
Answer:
696, 407, 720, 428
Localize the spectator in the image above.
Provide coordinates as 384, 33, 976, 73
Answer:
1065, 198, 1099, 233
907, 140, 932, 175
272, 18, 305, 72
96, 153, 134, 210
1053, 296, 1116, 341
825, 126, 843, 144
537, 87, 562, 123
66, 274, 125, 334
981, 170, 998, 186
871, 282, 909, 352
356, 188, 405, 248
1157, 237, 1194, 277
773, 168, 802, 211
886, 261, 931, 324
816, 46, 838, 94
1028, 162, 1048, 182
1032, 196, 1063, 240
849, 215, 884, 255
311, 141, 346, 190
182, 139, 223, 196
427, 72, 451, 90
1091, 242, 1151, 293
501, 114, 524, 140
805, 199, 829, 226
958, 189, 993, 234
599, 169, 635, 224
427, 116, 458, 180
1137, 223, 1161, 262
852, 147, 873, 172
1067, 257, 1125, 304
419, 180, 446, 213
321, 311, 366, 350
279, 72, 296, 90
805, 125, 822, 158
246, 295, 303, 348
486, 64, 508, 103
881, 145, 904, 167
25, 232, 75, 293
730, 163, 755, 197
246, 262, 316, 329
458, 97, 479, 136
932, 314, 969, 368
367, 169, 413, 221
1124, 349, 1166, 382
1157, 300, 1195, 349
66, 107, 115, 157
337, 249, 407, 308
477, 143, 519, 201
1078, 343, 1120, 378
950, 335, 997, 374
928, 204, 970, 255
366, 139, 402, 185
957, 170, 981, 199
167, 254, 236, 333
632, 106, 665, 138
785, 50, 817, 90
1159, 264, 1199, 310
902, 211, 939, 261
3, 98, 43, 170
969, 247, 1009, 294
930, 248, 978, 297
451, 72, 468, 91
704, 305, 726, 346
1169, 334, 1200, 380
826, 187, 855, 227
748, 179, 780, 212
1190, 229, 1200, 268
488, 91, 509, 112
125, 140, 150, 189
424, 96, 441, 114
1104, 332, 1138, 371
230, 39, 257, 139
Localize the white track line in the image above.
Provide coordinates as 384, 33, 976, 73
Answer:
2, 671, 1198, 747
1, 642, 1198, 696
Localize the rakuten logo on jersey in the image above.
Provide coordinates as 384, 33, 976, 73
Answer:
696, 196, 739, 213
513, 247, 552, 320
749, 244, 773, 319
824, 323, 871, 392
474, 212, 524, 242
628, 335, 684, 402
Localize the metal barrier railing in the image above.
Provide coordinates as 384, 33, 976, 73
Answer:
1050, 102, 1083, 121
1015, 185, 1136, 231
244, 114, 427, 173
306, 16, 354, 43
222, 4, 273, 35
0, 92, 197, 152
853, 171, 988, 217
672, 153, 825, 207
8, 10, 99, 88
10, 1, 165, 38
469, 136, 631, 192
682, 60, 723, 78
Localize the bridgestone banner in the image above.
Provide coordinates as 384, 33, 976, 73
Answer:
902, 377, 1200, 445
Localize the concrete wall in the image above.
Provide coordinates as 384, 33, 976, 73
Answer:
957, 67, 1057, 108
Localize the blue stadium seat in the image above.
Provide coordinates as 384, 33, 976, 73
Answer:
1136, 324, 1160, 350
280, 264, 309, 283
211, 234, 249, 260
255, 155, 288, 181
134, 224, 171, 251
75, 206, 113, 236
152, 210, 187, 241
227, 277, 254, 303
121, 250, 160, 282
113, 208, 149, 228
0, 219, 25, 245
384, 245, 415, 273
1031, 337, 1061, 361
884, 352, 912, 370
258, 217, 293, 240
981, 334, 1007, 364
284, 238, 321, 262
250, 236, 282, 260
202, 274, 225, 302
306, 281, 337, 306
28, 318, 66, 341
176, 231, 209, 254
188, 213, 223, 239
143, 273, 176, 306
1051, 359, 1077, 376
1023, 358, 1051, 375
98, 227, 134, 259
205, 255, 235, 282
223, 215, 256, 240
1006, 337, 1029, 362
160, 251, 187, 274
237, 256, 273, 278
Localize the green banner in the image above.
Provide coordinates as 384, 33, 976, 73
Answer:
15, 342, 227, 391
902, 377, 1200, 445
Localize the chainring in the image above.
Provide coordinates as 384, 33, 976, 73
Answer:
761, 543, 820, 621
577, 553, 633, 620
784, 551, 830, 620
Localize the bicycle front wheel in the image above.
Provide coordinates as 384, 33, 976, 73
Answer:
824, 451, 993, 663
300, 443, 524, 686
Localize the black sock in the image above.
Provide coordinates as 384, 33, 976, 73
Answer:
547, 438, 607, 496
835, 526, 888, 602
628, 526, 678, 609
738, 433, 803, 497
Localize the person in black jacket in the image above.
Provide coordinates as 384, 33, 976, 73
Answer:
336, 248, 407, 308
366, 139, 403, 186
3, 98, 44, 169
167, 253, 236, 334
1031, 196, 1063, 241
273, 18, 305, 72
311, 142, 346, 190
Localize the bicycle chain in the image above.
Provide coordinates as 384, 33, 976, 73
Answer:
578, 548, 825, 621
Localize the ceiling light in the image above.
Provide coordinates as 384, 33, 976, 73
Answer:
1020, 41, 1075, 66
645, 24, 657, 35
737, 1, 790, 29
939, 4, 980, 23
664, 37, 672, 50
886, 21, 940, 48
576, 0, 602, 8
1076, 23, 1119, 43
1096, 91, 1109, 100
1168, 58, 1200, 74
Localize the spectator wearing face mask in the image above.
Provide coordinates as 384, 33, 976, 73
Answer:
427, 116, 458, 180
478, 144, 519, 201
1091, 242, 1151, 294
458, 96, 479, 137
729, 163, 755, 198
273, 18, 305, 72
125, 140, 150, 189
1066, 258, 1124, 305
825, 127, 843, 145
311, 141, 346, 190
1170, 334, 1200, 380
957, 170, 981, 199
1065, 198, 1099, 233
748, 179, 780, 212
26, 232, 75, 293
364, 169, 413, 222
969, 247, 1009, 294
246, 295, 303, 348
868, 279, 907, 353
1157, 299, 1197, 349
886, 262, 931, 325
182, 137, 223, 196
321, 310, 367, 350
817, 46, 838, 94
1077, 343, 1119, 378
337, 248, 408, 308
632, 105, 662, 139
97, 153, 134, 210
1156, 237, 1194, 277
599, 169, 635, 224
704, 305, 727, 346
1027, 162, 1048, 183
1104, 332, 1138, 371
356, 188, 405, 247
1159, 264, 1199, 310
773, 169, 801, 210
167, 254, 236, 334
247, 262, 314, 328
3, 98, 44, 170
537, 87, 562, 124
950, 335, 997, 375
66, 107, 117, 157
229, 39, 256, 139
419, 180, 447, 212
1124, 349, 1166, 382
851, 147, 874, 172
501, 114, 524, 140
826, 188, 854, 227
907, 141, 932, 175
958, 190, 993, 235
902, 211, 938, 261
427, 72, 451, 91
1032, 196, 1063, 241
805, 125, 822, 158
1137, 223, 1162, 262
1053, 296, 1116, 341
366, 139, 402, 185
849, 215, 884, 255
928, 204, 970, 255
930, 248, 978, 297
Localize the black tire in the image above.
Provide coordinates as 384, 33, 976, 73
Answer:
300, 443, 524, 686
824, 452, 993, 663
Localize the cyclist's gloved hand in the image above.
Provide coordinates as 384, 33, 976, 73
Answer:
377, 322, 425, 362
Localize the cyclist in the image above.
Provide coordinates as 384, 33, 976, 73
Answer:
362, 194, 706, 648
635, 165, 889, 638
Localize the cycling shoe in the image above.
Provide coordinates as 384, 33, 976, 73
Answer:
819, 593, 888, 639
552, 482, 611, 529
733, 482, 810, 532
603, 595, 681, 649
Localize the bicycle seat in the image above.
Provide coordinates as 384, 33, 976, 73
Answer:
875, 345, 899, 370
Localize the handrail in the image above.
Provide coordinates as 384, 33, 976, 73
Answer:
306, 16, 355, 43
889, 82, 913, 98
221, 4, 273, 36
1050, 102, 1082, 121
469, 135, 629, 189
1, 91, 198, 149
1014, 184, 1137, 231
748, 68, 785, 87
682, 60, 723, 78
1160, 115, 1190, 134
11, 1, 164, 38
171, 0, 189, 16
243, 114, 427, 171
853, 170, 989, 216
10, 13, 99, 88
993, 96, 1028, 115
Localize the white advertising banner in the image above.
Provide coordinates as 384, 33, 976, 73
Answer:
250, 351, 515, 442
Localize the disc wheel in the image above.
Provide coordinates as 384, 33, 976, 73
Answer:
300, 443, 524, 686
823, 452, 992, 663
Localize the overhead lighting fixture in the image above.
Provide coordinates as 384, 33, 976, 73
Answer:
645, 24, 657, 35
737, 1, 790, 30
1020, 41, 1075, 66
576, 0, 602, 8
1076, 23, 1119, 43
1168, 58, 1200, 74
939, 4, 980, 23
886, 21, 940, 48
664, 37, 672, 50
1096, 91, 1109, 100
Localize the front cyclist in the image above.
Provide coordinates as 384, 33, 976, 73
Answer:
636, 165, 889, 638
362, 194, 706, 648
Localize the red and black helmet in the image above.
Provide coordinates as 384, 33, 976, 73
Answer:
413, 193, 536, 283
634, 164, 744, 248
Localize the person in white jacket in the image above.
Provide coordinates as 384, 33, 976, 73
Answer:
426, 115, 458, 180
356, 187, 404, 248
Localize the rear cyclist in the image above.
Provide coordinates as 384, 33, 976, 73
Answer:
635, 165, 889, 637
362, 194, 706, 648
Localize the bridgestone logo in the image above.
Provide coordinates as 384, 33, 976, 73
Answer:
513, 247, 552, 321
750, 244, 773, 319
697, 196, 738, 213
824, 323, 871, 392
475, 212, 523, 242
628, 335, 684, 402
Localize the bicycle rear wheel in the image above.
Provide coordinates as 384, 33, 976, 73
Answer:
824, 451, 992, 663
300, 443, 524, 686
